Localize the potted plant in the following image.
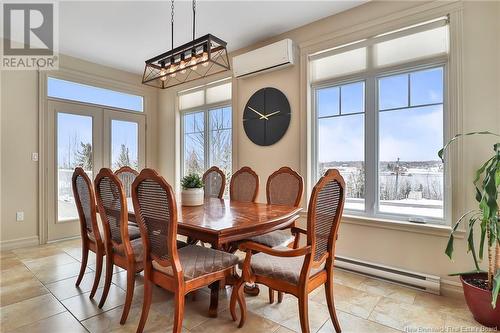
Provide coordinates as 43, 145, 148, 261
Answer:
181, 173, 204, 206
440, 131, 500, 327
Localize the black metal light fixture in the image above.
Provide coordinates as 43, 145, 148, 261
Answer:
142, 0, 230, 89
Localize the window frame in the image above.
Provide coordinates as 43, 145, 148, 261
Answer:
180, 100, 232, 178
311, 49, 449, 226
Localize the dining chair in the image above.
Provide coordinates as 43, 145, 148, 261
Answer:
229, 166, 259, 202
115, 166, 139, 198
230, 169, 345, 333
94, 168, 144, 325
131, 168, 242, 333
203, 166, 226, 199
246, 166, 304, 303
72, 167, 104, 299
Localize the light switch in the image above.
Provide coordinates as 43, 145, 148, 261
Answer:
31, 153, 39, 161
16, 211, 24, 222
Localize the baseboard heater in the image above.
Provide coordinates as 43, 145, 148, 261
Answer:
334, 256, 441, 295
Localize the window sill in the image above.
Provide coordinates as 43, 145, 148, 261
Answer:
298, 211, 464, 238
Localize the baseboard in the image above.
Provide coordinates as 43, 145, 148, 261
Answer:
0, 236, 39, 251
441, 278, 463, 297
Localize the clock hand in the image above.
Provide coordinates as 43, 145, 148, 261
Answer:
260, 110, 281, 119
248, 106, 269, 120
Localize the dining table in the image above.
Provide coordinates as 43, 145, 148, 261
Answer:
126, 197, 302, 316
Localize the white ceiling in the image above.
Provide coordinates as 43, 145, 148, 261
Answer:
57, 1, 366, 74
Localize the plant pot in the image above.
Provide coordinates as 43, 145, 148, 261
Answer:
460, 273, 500, 328
181, 188, 204, 206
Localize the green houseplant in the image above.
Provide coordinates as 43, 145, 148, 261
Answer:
180, 173, 204, 206
440, 131, 500, 327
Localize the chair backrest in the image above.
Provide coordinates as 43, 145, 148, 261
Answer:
115, 166, 139, 198
72, 167, 100, 242
131, 168, 179, 269
203, 166, 226, 199
94, 168, 130, 246
230, 166, 259, 203
307, 169, 345, 264
266, 167, 304, 207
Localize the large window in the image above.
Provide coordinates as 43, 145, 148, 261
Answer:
180, 81, 232, 193
311, 18, 449, 224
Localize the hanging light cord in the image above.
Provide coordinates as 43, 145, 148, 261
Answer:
192, 0, 196, 40
171, 0, 174, 50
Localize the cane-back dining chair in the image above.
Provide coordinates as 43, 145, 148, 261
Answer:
72, 167, 104, 299
203, 166, 226, 199
115, 166, 139, 198
94, 168, 143, 325
229, 166, 259, 203
246, 166, 304, 303
231, 169, 345, 333
131, 169, 241, 333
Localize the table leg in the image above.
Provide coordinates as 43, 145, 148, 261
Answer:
209, 280, 220, 317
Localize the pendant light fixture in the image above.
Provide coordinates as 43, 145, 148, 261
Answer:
142, 0, 230, 89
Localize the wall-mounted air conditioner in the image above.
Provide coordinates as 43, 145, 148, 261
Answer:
233, 39, 295, 78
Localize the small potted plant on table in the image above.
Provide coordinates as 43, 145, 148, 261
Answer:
441, 131, 500, 327
181, 173, 204, 206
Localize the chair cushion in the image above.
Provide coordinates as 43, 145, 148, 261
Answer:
114, 237, 144, 262
241, 246, 324, 285
152, 245, 238, 280
248, 230, 295, 248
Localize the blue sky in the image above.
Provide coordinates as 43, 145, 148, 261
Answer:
318, 67, 444, 163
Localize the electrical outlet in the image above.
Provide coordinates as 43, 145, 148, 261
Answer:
31, 152, 39, 162
16, 211, 24, 222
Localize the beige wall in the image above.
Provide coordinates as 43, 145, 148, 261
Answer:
157, 1, 500, 288
0, 53, 159, 247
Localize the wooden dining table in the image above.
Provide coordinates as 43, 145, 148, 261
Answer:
126, 197, 302, 316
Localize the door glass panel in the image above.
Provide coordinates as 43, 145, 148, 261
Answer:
57, 113, 93, 221
111, 120, 139, 170
183, 111, 205, 175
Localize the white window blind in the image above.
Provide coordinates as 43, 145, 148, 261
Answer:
310, 18, 449, 84
179, 79, 231, 110
374, 26, 448, 67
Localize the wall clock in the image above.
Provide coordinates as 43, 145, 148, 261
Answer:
243, 87, 291, 146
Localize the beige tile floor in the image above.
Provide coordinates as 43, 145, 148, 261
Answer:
0, 239, 495, 333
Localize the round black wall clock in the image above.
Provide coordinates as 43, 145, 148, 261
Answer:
243, 87, 291, 146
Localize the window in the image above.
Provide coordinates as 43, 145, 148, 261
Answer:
48, 77, 144, 112
111, 120, 139, 170
57, 112, 93, 221
311, 18, 448, 224
180, 80, 232, 193
317, 82, 365, 211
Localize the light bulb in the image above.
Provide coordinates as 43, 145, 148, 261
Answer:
181, 69, 186, 74
201, 52, 208, 62
192, 65, 198, 70
159, 69, 167, 81
170, 72, 176, 78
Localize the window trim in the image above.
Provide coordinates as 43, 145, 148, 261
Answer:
311, 49, 450, 226
180, 102, 232, 178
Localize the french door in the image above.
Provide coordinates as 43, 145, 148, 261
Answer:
46, 100, 145, 241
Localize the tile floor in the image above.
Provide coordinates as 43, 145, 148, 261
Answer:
0, 239, 494, 333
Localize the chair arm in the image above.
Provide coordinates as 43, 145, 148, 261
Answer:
238, 241, 311, 257
290, 226, 307, 235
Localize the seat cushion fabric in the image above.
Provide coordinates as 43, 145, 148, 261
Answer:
152, 245, 238, 280
114, 238, 144, 262
248, 230, 295, 248
241, 246, 324, 285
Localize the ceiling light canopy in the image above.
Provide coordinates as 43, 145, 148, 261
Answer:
142, 0, 230, 89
